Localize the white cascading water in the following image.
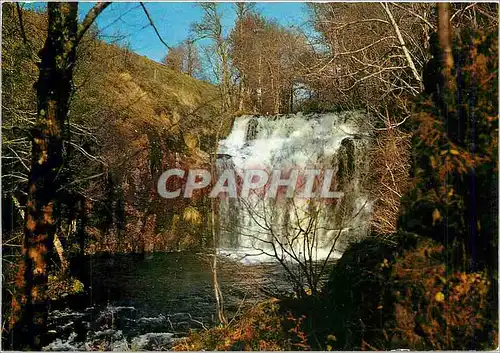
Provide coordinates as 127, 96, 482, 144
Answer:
216, 111, 373, 264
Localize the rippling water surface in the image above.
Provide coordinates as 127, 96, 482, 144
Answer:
45, 252, 292, 350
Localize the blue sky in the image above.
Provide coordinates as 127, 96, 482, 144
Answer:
39, 2, 310, 64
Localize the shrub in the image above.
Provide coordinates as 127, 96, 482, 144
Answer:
323, 233, 418, 350
173, 300, 309, 351
323, 235, 497, 350
389, 240, 496, 350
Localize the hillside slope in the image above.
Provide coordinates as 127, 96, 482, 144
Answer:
2, 4, 225, 253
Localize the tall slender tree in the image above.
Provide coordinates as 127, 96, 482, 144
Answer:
437, 3, 454, 90
163, 39, 201, 77
233, 3, 256, 111
13, 2, 110, 349
192, 3, 233, 111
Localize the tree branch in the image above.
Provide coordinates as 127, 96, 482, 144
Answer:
15, 3, 30, 48
382, 2, 423, 91
76, 2, 112, 44
390, 2, 435, 30
140, 2, 171, 50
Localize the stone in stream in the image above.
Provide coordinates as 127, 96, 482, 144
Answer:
131, 332, 178, 351
42, 332, 83, 351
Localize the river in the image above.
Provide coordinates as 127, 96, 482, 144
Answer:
43, 252, 292, 350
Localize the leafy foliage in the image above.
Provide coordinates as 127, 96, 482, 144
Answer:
400, 28, 498, 270
390, 241, 496, 350
320, 234, 497, 350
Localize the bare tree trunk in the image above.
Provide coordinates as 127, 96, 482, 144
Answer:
437, 3, 454, 88
13, 3, 110, 348
258, 54, 263, 113
222, 54, 232, 112
77, 196, 87, 258
238, 75, 245, 112
186, 39, 193, 76
215, 36, 232, 113
193, 4, 233, 112
13, 196, 69, 272
211, 201, 227, 324
210, 123, 228, 325
275, 88, 280, 115
18, 5, 79, 347
53, 235, 69, 271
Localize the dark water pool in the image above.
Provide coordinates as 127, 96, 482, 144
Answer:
44, 252, 292, 350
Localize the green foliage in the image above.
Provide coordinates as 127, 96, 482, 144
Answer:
399, 29, 498, 270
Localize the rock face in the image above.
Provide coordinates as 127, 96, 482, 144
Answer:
336, 138, 355, 190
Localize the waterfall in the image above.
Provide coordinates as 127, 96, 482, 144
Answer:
216, 111, 373, 264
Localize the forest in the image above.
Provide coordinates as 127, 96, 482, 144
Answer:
1, 2, 498, 351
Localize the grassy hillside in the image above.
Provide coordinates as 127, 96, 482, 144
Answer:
2, 4, 226, 254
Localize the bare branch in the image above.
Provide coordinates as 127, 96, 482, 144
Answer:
390, 2, 435, 30
139, 2, 171, 50
76, 2, 112, 44
16, 3, 31, 48
381, 2, 423, 90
